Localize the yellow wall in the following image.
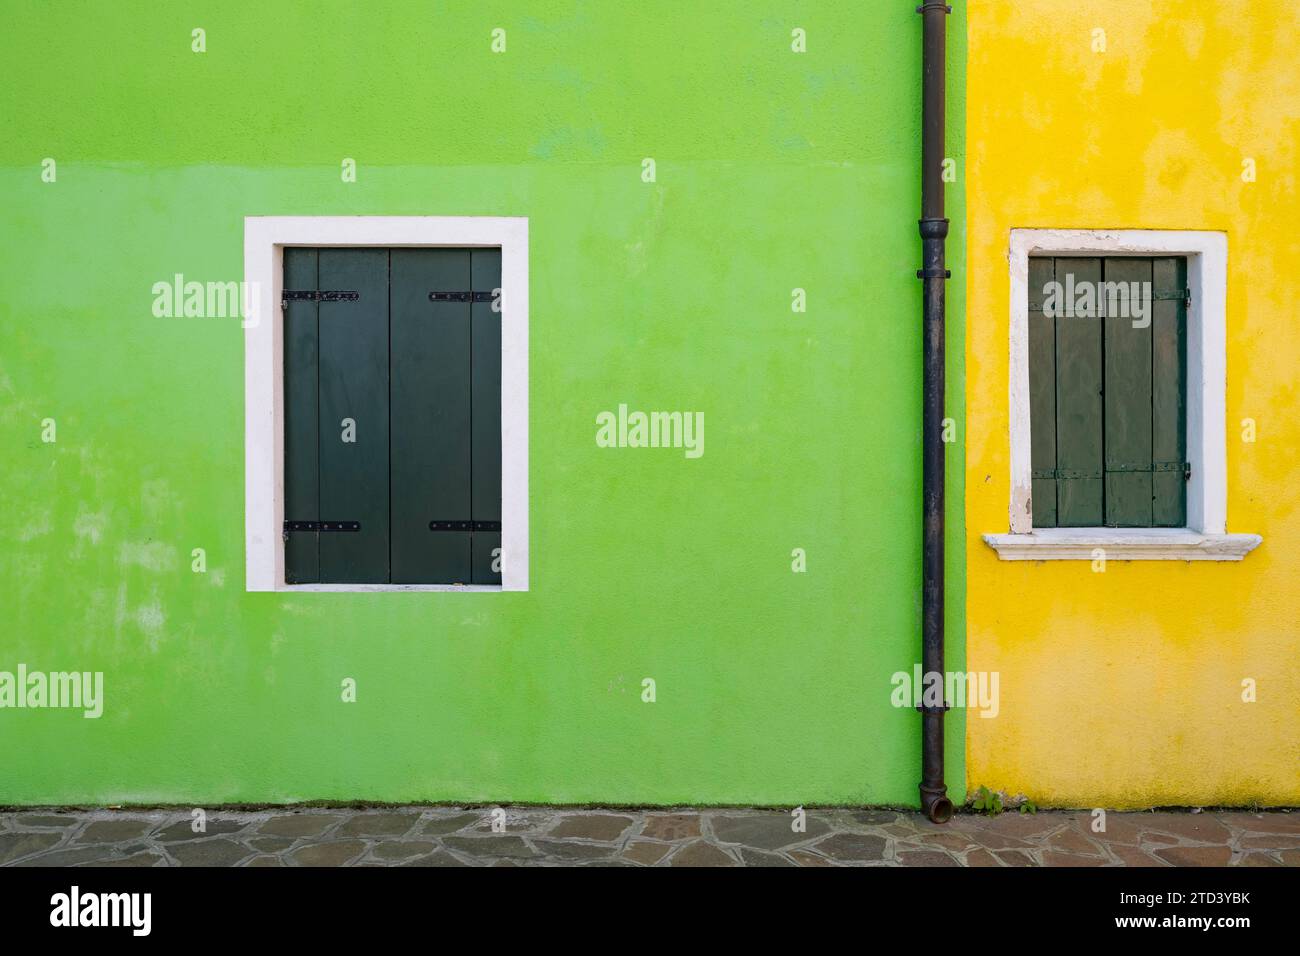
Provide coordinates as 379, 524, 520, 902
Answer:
966, 0, 1300, 806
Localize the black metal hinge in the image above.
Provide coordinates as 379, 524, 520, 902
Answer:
429, 520, 502, 532
281, 291, 359, 310
1032, 461, 1191, 480
1027, 289, 1191, 314
429, 291, 497, 303
283, 520, 360, 533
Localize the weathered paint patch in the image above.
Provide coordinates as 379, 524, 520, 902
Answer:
117, 541, 177, 573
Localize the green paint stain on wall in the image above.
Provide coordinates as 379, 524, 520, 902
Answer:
0, 1, 965, 805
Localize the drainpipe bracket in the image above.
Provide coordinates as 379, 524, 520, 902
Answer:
918, 217, 950, 239
916, 269, 952, 280
915, 3, 952, 14
914, 703, 952, 714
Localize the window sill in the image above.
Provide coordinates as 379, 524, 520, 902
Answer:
277, 584, 504, 593
981, 528, 1262, 561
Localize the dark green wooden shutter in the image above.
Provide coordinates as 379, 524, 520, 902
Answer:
1028, 257, 1057, 527
317, 248, 390, 583
283, 248, 319, 584
1150, 257, 1187, 527
1103, 258, 1154, 527
470, 249, 503, 585
1028, 255, 1186, 530
1055, 258, 1105, 526
283, 246, 502, 585
391, 249, 473, 584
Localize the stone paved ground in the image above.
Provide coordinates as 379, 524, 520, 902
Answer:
0, 807, 1296, 867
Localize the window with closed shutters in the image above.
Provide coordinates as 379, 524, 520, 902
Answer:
282, 247, 502, 585
1027, 255, 1188, 529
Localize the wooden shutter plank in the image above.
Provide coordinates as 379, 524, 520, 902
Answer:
390, 249, 472, 584
1028, 257, 1058, 527
1151, 257, 1187, 526
317, 248, 391, 583
470, 249, 503, 584
283, 248, 319, 584
1054, 258, 1104, 526
1103, 257, 1154, 527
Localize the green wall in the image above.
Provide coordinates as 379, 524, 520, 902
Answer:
0, 1, 965, 806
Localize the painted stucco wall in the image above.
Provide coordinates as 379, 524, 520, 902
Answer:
966, 0, 1299, 806
0, 2, 966, 805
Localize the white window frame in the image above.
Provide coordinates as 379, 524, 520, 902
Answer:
983, 228, 1260, 561
243, 216, 529, 591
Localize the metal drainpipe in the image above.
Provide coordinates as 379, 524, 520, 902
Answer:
916, 0, 954, 825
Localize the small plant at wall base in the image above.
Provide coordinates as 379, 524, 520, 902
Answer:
969, 786, 1037, 816
971, 785, 1003, 816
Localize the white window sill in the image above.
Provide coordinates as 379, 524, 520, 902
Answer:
277, 584, 503, 593
982, 528, 1262, 561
